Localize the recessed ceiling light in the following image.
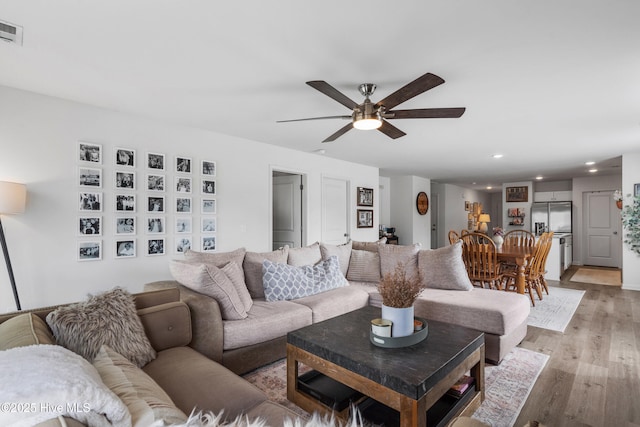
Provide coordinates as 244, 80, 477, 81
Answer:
313, 149, 326, 155
535, 176, 543, 180
492, 154, 503, 159
486, 186, 493, 190
585, 161, 595, 166
589, 168, 598, 173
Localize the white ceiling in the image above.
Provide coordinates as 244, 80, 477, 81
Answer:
1, 1, 638, 191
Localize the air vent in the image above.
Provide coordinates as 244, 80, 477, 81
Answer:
0, 20, 23, 45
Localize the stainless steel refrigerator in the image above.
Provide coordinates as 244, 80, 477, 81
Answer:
531, 202, 572, 235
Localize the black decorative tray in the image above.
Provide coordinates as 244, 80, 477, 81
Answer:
369, 317, 428, 348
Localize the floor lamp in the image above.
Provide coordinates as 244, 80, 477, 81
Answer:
0, 181, 27, 311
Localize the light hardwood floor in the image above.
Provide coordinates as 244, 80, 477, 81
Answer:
514, 266, 640, 427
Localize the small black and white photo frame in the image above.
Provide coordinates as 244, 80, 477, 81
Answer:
147, 196, 165, 213
79, 192, 102, 212
147, 174, 165, 192
356, 209, 374, 228
78, 217, 101, 236
635, 183, 640, 197
115, 217, 136, 235
115, 194, 136, 213
175, 176, 192, 193
78, 141, 102, 164
202, 235, 216, 252
175, 156, 192, 174
175, 236, 193, 254
115, 147, 135, 168
357, 187, 374, 207
146, 217, 166, 234
147, 238, 165, 256
147, 152, 165, 170
176, 197, 192, 214
115, 239, 136, 258
202, 217, 216, 233
202, 179, 216, 195
78, 167, 102, 188
202, 160, 216, 176
78, 240, 102, 261
115, 171, 135, 190
202, 198, 216, 214
175, 217, 192, 234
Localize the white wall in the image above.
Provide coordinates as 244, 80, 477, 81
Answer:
622, 152, 640, 290
378, 176, 391, 228
0, 86, 380, 311
387, 176, 431, 247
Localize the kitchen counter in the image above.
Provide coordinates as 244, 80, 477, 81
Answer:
546, 233, 572, 280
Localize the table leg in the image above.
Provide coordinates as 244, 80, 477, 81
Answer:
515, 256, 526, 294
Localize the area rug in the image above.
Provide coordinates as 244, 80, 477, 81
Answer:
527, 286, 585, 333
569, 267, 621, 286
243, 347, 548, 427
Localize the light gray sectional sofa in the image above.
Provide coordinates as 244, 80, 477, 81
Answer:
146, 239, 531, 373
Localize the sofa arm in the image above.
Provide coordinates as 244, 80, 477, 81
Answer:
144, 280, 224, 363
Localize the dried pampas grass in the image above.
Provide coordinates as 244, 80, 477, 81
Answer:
377, 262, 425, 308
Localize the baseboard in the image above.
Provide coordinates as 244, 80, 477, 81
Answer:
622, 283, 640, 291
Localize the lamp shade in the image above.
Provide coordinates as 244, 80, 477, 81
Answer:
0, 182, 27, 214
478, 213, 491, 223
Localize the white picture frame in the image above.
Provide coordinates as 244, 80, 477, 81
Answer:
114, 147, 136, 168
115, 239, 136, 258
176, 196, 192, 214
147, 174, 165, 192
78, 167, 102, 188
146, 216, 166, 234
175, 156, 192, 174
79, 192, 102, 212
175, 176, 192, 194
202, 235, 216, 252
202, 160, 216, 176
147, 238, 165, 256
78, 216, 102, 236
175, 217, 192, 234
78, 141, 102, 164
201, 198, 216, 214
115, 217, 136, 235
201, 217, 216, 233
147, 195, 165, 213
115, 171, 136, 190
115, 194, 136, 213
175, 236, 193, 254
147, 152, 165, 170
202, 179, 216, 195
78, 240, 102, 261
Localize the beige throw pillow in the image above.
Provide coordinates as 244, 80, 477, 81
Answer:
351, 237, 387, 252
243, 246, 289, 298
45, 287, 157, 367
221, 261, 253, 312
319, 241, 352, 276
346, 249, 381, 282
418, 242, 473, 291
379, 243, 421, 280
93, 345, 187, 426
170, 260, 247, 320
184, 247, 247, 279
287, 242, 322, 267
0, 313, 55, 350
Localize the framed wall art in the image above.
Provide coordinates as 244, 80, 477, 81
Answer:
115, 240, 136, 258
147, 196, 165, 213
146, 174, 165, 192
202, 160, 216, 176
175, 237, 192, 254
78, 241, 102, 261
115, 171, 135, 190
147, 152, 165, 170
78, 167, 102, 188
79, 192, 102, 212
115, 217, 136, 234
147, 238, 165, 256
175, 217, 192, 234
357, 209, 373, 228
357, 187, 373, 207
78, 141, 102, 164
202, 236, 216, 252
115, 147, 135, 167
202, 198, 216, 214
146, 217, 166, 234
506, 186, 528, 202
78, 217, 101, 236
175, 176, 192, 193
176, 197, 192, 214
175, 156, 192, 174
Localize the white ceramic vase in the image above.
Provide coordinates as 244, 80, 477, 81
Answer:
493, 235, 504, 249
381, 304, 414, 337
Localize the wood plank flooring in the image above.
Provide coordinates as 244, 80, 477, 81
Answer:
514, 266, 640, 427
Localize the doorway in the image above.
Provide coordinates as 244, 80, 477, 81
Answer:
582, 190, 622, 267
272, 170, 305, 250
321, 176, 350, 244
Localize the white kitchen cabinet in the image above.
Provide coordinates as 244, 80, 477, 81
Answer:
534, 191, 572, 202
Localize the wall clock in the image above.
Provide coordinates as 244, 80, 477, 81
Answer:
416, 191, 429, 215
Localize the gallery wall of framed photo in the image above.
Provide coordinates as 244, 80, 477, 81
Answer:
77, 141, 218, 261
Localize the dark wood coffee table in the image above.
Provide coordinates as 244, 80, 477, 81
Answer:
287, 305, 485, 427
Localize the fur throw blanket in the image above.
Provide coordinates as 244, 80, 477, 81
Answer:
153, 410, 367, 427
0, 344, 130, 427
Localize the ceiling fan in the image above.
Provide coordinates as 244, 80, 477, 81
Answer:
277, 72, 465, 143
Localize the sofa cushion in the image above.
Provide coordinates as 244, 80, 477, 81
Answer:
319, 241, 352, 276
351, 237, 386, 252
379, 243, 421, 279
346, 249, 381, 282
222, 261, 253, 312
93, 345, 187, 425
287, 242, 322, 267
170, 260, 247, 320
184, 247, 247, 280
0, 313, 55, 350
262, 256, 347, 302
418, 242, 473, 291
46, 287, 156, 367
223, 300, 312, 350
137, 301, 192, 351
293, 286, 370, 323
143, 346, 270, 420
243, 246, 289, 299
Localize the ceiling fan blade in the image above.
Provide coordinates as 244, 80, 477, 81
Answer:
377, 121, 406, 139
277, 115, 351, 123
307, 81, 359, 110
323, 123, 353, 142
387, 107, 466, 119
375, 73, 445, 110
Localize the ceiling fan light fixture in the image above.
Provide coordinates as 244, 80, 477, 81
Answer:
353, 116, 382, 130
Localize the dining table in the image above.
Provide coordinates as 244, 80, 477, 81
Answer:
496, 244, 535, 294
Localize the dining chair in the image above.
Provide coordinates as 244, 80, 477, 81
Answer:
503, 232, 554, 306
460, 232, 503, 290
448, 230, 460, 244
501, 229, 536, 272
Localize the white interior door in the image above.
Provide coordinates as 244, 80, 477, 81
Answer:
583, 191, 622, 267
273, 174, 302, 249
322, 177, 350, 244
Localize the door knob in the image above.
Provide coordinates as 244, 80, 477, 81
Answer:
613, 231, 618, 235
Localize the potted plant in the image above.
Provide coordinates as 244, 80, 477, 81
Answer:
377, 263, 426, 337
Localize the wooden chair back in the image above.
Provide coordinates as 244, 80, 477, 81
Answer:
503, 230, 536, 248
460, 232, 502, 289
448, 230, 460, 244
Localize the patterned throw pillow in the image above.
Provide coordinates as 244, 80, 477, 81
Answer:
262, 256, 347, 301
418, 241, 473, 291
46, 287, 157, 367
